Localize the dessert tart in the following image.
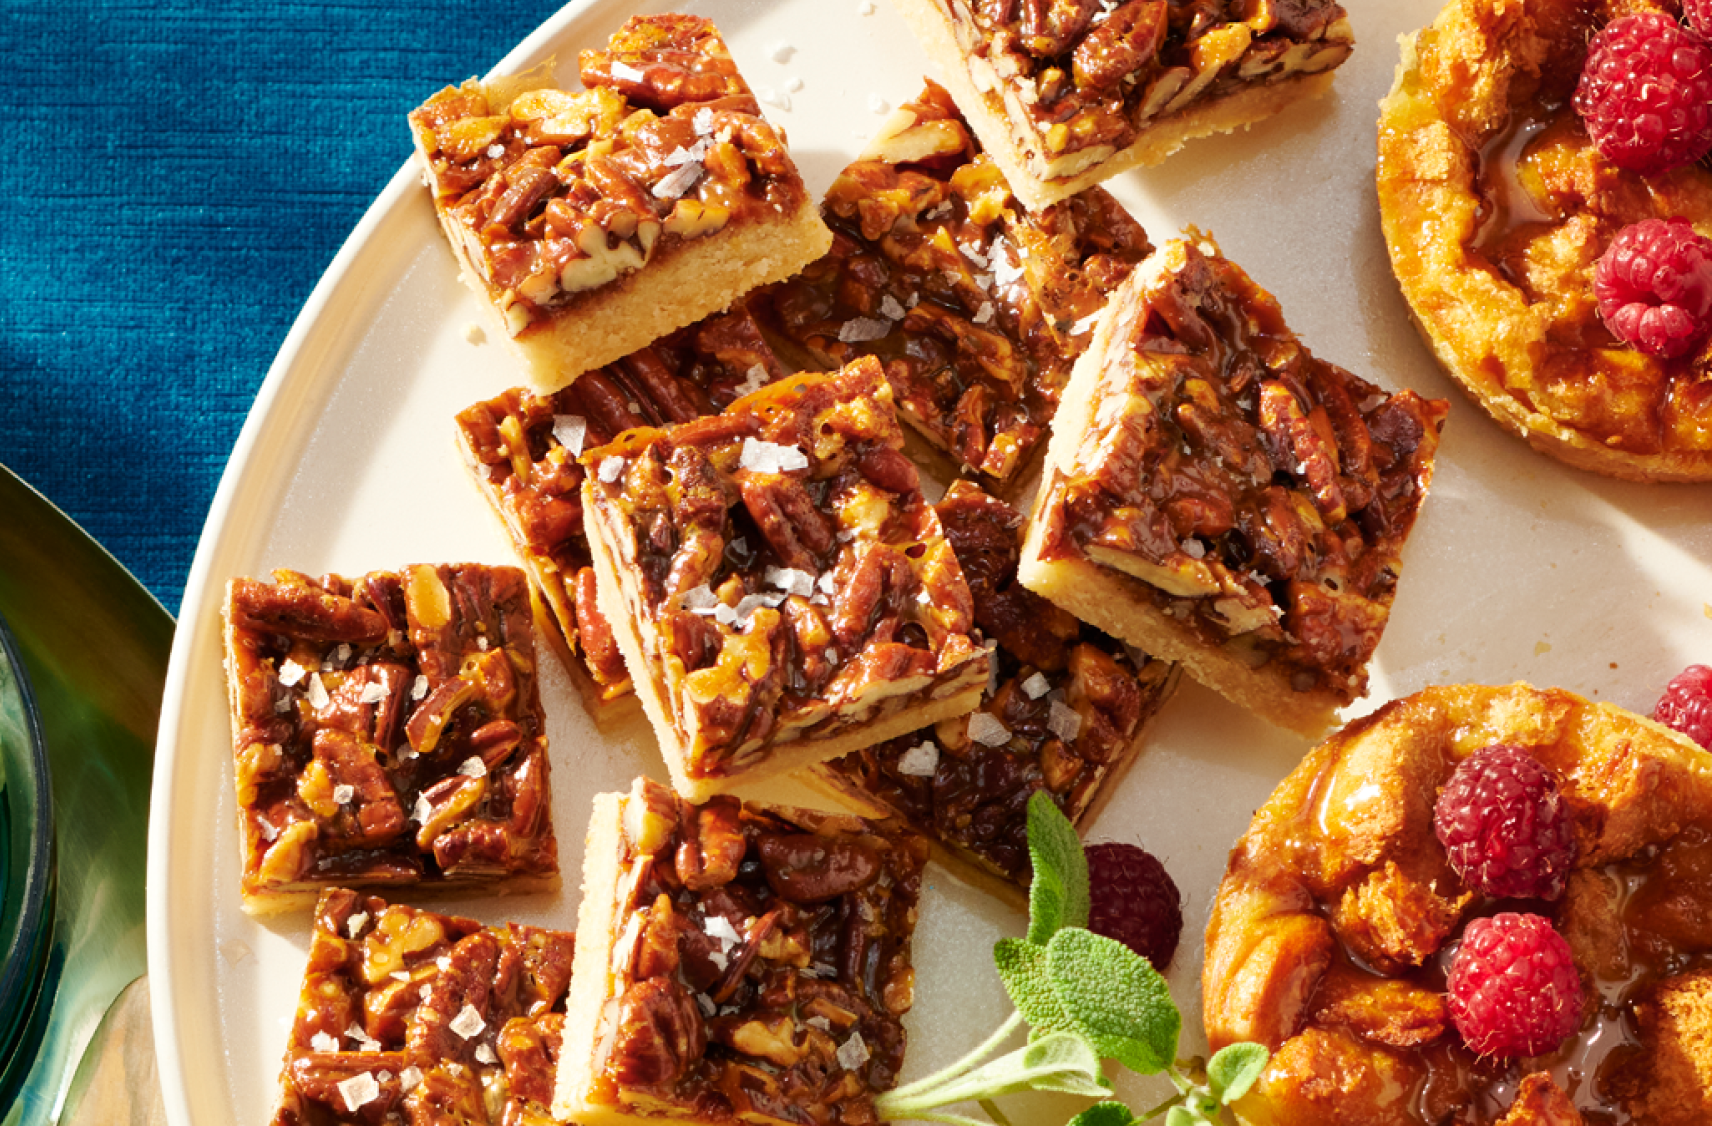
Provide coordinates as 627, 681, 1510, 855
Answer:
1018, 232, 1448, 736
762, 80, 1154, 493
456, 299, 791, 707
1377, 0, 1712, 482
222, 564, 557, 912
1201, 682, 1712, 1125
579, 356, 992, 801
552, 777, 926, 1126
886, 0, 1354, 211
270, 888, 575, 1125
810, 480, 1180, 896
409, 14, 831, 393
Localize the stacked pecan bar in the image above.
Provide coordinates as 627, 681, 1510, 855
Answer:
455, 300, 791, 705
580, 356, 992, 800
223, 564, 557, 911
553, 777, 926, 1126
410, 14, 831, 391
887, 0, 1355, 209
270, 888, 574, 1125
1020, 234, 1447, 735
763, 81, 1153, 493
813, 481, 1178, 891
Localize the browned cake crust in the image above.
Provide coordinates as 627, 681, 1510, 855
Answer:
222, 565, 558, 913
270, 888, 575, 1126
810, 481, 1179, 896
1201, 682, 1712, 1125
887, 0, 1354, 210
1377, 0, 1712, 482
580, 357, 992, 801
762, 81, 1154, 493
455, 300, 793, 707
409, 14, 831, 392
1020, 233, 1447, 736
553, 777, 926, 1126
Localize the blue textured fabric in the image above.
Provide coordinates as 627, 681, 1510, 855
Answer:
1, 0, 564, 616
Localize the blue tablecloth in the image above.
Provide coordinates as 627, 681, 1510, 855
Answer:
2, 0, 565, 615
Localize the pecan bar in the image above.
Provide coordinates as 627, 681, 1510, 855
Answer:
580, 356, 992, 800
812, 481, 1178, 893
762, 81, 1152, 493
223, 565, 557, 912
270, 888, 575, 1125
456, 300, 792, 706
887, 0, 1355, 211
409, 14, 831, 392
1019, 234, 1448, 736
552, 777, 926, 1126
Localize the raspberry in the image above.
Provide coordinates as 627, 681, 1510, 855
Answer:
1687, 0, 1712, 41
1573, 12, 1712, 176
1594, 218, 1712, 358
1653, 663, 1712, 748
1447, 913, 1583, 1058
1433, 744, 1575, 901
1085, 841, 1182, 970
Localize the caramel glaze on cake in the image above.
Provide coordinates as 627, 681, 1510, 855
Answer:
1378, 0, 1712, 482
1202, 683, 1712, 1126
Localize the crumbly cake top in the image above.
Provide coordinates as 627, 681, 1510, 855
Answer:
410, 14, 812, 337
817, 481, 1175, 883
582, 357, 987, 780
1036, 235, 1447, 703
224, 565, 556, 902
270, 888, 575, 1125
764, 81, 1153, 489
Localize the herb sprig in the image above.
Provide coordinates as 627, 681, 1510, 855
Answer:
874, 793, 1267, 1126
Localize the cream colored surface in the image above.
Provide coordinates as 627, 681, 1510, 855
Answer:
148, 2, 1712, 1125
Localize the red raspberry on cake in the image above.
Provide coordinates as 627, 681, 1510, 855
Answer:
1433, 743, 1575, 901
1085, 841, 1182, 970
1446, 912, 1583, 1059
1654, 663, 1712, 748
1594, 218, 1712, 358
1573, 12, 1712, 176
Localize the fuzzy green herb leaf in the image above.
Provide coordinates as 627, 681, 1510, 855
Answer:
1025, 791, 1088, 945
993, 938, 1075, 1037
1163, 1106, 1200, 1126
1043, 928, 1179, 1075
918, 1032, 1111, 1108
1205, 1043, 1268, 1105
1066, 1102, 1141, 1126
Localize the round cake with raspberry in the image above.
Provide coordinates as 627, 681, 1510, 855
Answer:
1201, 682, 1712, 1125
1377, 0, 1712, 482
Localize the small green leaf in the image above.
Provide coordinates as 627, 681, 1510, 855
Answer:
923, 1032, 1112, 1106
994, 938, 1074, 1037
1206, 1042, 1268, 1104
1065, 1101, 1139, 1126
1026, 790, 1089, 945
1043, 928, 1179, 1075
1163, 1106, 1200, 1126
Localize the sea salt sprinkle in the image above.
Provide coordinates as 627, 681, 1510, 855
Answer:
879, 294, 907, 321
765, 566, 816, 597
739, 437, 810, 473
346, 911, 370, 939
306, 674, 331, 710
458, 756, 487, 779
333, 784, 355, 806
654, 160, 703, 200
1047, 699, 1083, 743
553, 415, 588, 456
449, 1004, 486, 1040
837, 1031, 871, 1070
311, 1031, 340, 1053
399, 1067, 423, 1091
411, 675, 429, 701
897, 741, 940, 777
357, 681, 388, 705
967, 711, 1012, 747
838, 316, 891, 343
1020, 672, 1052, 700
598, 456, 626, 483
337, 1073, 380, 1113
277, 659, 306, 687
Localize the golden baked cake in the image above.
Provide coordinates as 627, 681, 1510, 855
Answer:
270, 888, 575, 1125
579, 357, 991, 801
410, 14, 831, 392
1019, 233, 1448, 736
1377, 0, 1712, 481
763, 81, 1154, 493
810, 480, 1179, 897
222, 565, 557, 913
1202, 682, 1712, 1125
886, 0, 1354, 210
455, 299, 791, 707
552, 777, 926, 1126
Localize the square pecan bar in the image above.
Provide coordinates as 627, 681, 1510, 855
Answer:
887, 0, 1354, 210
552, 777, 926, 1126
455, 300, 792, 707
270, 888, 574, 1125
811, 481, 1178, 894
580, 356, 992, 800
763, 81, 1152, 493
1019, 234, 1448, 736
409, 14, 831, 392
223, 564, 557, 912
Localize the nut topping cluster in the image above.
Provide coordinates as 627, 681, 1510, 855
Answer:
456, 301, 791, 702
410, 14, 809, 337
270, 888, 575, 1125
765, 81, 1153, 490
816, 481, 1177, 885
223, 564, 557, 908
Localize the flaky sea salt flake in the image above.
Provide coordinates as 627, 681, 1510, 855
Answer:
277, 659, 306, 687
705, 914, 742, 947
458, 756, 487, 779
357, 681, 388, 705
739, 437, 810, 473
474, 1043, 497, 1065
449, 1004, 486, 1040
897, 741, 940, 777
400, 1066, 423, 1091
1048, 700, 1083, 742
1021, 672, 1052, 699
311, 1031, 339, 1053
598, 456, 626, 483
337, 1073, 381, 1114
346, 911, 370, 938
837, 1031, 871, 1070
973, 302, 995, 325
306, 674, 331, 711
411, 675, 429, 701
653, 161, 703, 200
967, 711, 1012, 747
879, 294, 907, 321
765, 567, 816, 597
838, 316, 891, 343
333, 784, 355, 805
553, 415, 587, 455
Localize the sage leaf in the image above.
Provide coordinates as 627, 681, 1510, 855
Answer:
1065, 1101, 1139, 1126
1206, 1042, 1268, 1104
923, 1032, 1111, 1106
993, 938, 1075, 1037
1026, 791, 1088, 945
1043, 928, 1179, 1075
1163, 1106, 1199, 1126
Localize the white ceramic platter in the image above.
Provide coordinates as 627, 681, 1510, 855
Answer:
146, 0, 1712, 1122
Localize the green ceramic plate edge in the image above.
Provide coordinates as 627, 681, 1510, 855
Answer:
0, 465, 172, 1126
